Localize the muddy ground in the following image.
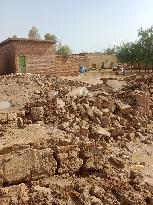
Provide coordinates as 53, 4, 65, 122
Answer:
0, 71, 153, 204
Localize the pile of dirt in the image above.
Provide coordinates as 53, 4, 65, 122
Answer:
0, 73, 153, 204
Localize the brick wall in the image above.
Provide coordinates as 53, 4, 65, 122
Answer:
25, 54, 56, 74
0, 39, 89, 76
24, 54, 88, 76
0, 42, 16, 74
14, 40, 56, 73
54, 55, 89, 76
14, 40, 55, 55
14, 41, 89, 76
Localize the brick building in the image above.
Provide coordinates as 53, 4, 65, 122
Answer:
79, 52, 118, 70
0, 38, 88, 76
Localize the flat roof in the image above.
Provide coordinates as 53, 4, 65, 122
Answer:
79, 52, 116, 57
0, 38, 56, 47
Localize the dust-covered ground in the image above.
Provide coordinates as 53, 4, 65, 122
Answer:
0, 72, 153, 204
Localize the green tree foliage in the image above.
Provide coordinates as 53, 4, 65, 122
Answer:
116, 43, 132, 64
138, 26, 153, 68
115, 25, 153, 71
116, 42, 143, 65
12, 35, 17, 38
44, 33, 57, 43
28, 26, 40, 40
57, 45, 72, 57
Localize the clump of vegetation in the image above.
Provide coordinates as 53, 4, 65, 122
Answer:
44, 33, 57, 43
28, 26, 40, 40
57, 45, 72, 57
115, 25, 153, 72
12, 35, 18, 38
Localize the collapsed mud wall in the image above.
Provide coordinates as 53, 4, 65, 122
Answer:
0, 74, 153, 204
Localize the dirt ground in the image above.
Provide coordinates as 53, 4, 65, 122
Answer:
0, 71, 153, 204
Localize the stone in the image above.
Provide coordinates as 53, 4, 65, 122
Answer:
133, 90, 150, 115
29, 185, 53, 205
144, 182, 153, 193
116, 100, 132, 114
79, 120, 89, 129
77, 104, 86, 117
101, 108, 110, 116
120, 195, 135, 205
31, 106, 44, 121
146, 197, 153, 205
0, 112, 7, 123
150, 89, 153, 94
55, 145, 83, 174
109, 156, 125, 169
87, 108, 94, 119
17, 117, 24, 128
0, 183, 29, 205
130, 164, 145, 170
134, 90, 149, 107
81, 145, 107, 171
79, 120, 90, 136
56, 98, 65, 109
7, 112, 17, 121
34, 90, 41, 95
90, 196, 103, 205
90, 125, 111, 139
97, 127, 111, 138
90, 185, 105, 199
100, 116, 110, 127
59, 121, 70, 129
17, 110, 26, 117
93, 107, 103, 118
111, 128, 124, 137
0, 148, 57, 184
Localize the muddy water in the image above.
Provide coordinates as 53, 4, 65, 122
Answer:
81, 70, 123, 80
63, 70, 125, 85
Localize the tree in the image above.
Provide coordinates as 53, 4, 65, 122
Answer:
57, 45, 72, 57
130, 41, 143, 72
44, 33, 57, 43
115, 42, 132, 64
12, 35, 17, 38
115, 25, 153, 73
28, 26, 40, 40
138, 26, 153, 72
116, 41, 143, 72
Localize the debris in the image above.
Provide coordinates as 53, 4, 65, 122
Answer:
0, 73, 153, 204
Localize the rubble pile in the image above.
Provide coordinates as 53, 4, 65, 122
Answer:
0, 73, 153, 204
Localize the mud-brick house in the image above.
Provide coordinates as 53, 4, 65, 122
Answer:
79, 52, 118, 70
0, 38, 89, 76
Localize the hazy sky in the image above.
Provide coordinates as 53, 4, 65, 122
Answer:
0, 0, 153, 53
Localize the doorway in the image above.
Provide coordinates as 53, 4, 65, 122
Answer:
19, 56, 26, 73
101, 62, 104, 69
